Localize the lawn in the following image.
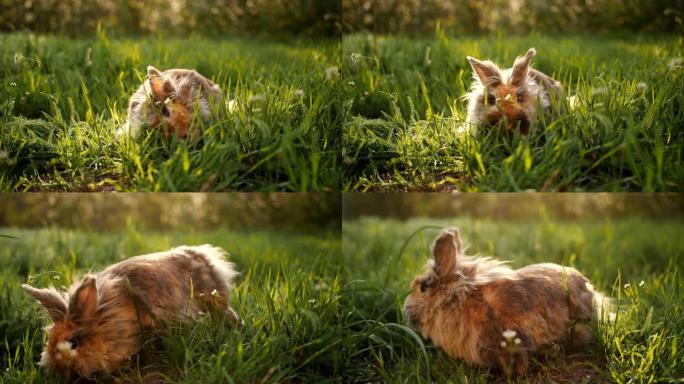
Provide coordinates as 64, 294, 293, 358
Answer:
341, 216, 684, 383
0, 227, 344, 383
0, 32, 341, 192
342, 33, 684, 191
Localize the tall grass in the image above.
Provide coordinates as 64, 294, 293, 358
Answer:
0, 227, 343, 383
341, 216, 684, 382
0, 32, 342, 191
342, 33, 684, 191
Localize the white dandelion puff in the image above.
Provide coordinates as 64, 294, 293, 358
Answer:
325, 66, 340, 81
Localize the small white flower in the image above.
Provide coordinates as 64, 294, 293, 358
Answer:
502, 329, 517, 339
347, 81, 355, 86
636, 82, 648, 93
639, 280, 645, 287
294, 89, 305, 98
350, 52, 361, 63
325, 66, 340, 81
624, 283, 631, 289
500, 341, 507, 347
308, 299, 316, 304
211, 289, 220, 297
514, 337, 521, 345
53, 275, 60, 280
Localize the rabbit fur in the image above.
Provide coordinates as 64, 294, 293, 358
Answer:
22, 244, 238, 379
465, 48, 563, 135
121, 66, 222, 140
404, 228, 602, 376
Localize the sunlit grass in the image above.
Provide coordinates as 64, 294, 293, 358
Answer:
341, 217, 684, 382
0, 32, 342, 191
342, 33, 684, 191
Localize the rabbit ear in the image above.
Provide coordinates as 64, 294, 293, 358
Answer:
68, 276, 98, 321
147, 66, 175, 101
467, 56, 501, 87
22, 284, 67, 322
511, 48, 536, 86
432, 228, 462, 277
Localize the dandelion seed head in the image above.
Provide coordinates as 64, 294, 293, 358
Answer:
325, 66, 340, 81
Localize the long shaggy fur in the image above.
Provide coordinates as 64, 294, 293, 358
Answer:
404, 228, 602, 376
121, 66, 222, 140
22, 245, 238, 379
465, 48, 563, 135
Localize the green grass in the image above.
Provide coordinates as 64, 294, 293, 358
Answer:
342, 33, 684, 191
0, 227, 344, 383
0, 32, 342, 191
341, 216, 684, 382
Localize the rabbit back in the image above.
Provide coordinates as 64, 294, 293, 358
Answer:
102, 244, 238, 321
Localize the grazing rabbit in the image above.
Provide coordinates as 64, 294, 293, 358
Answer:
22, 245, 238, 379
465, 48, 563, 135
121, 66, 222, 140
404, 228, 602, 376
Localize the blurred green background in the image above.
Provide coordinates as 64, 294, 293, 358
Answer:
343, 193, 684, 221
0, 193, 340, 231
342, 0, 682, 35
0, 0, 340, 36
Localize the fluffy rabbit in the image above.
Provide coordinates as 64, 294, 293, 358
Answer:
404, 228, 601, 376
465, 48, 563, 135
121, 66, 222, 140
22, 244, 238, 379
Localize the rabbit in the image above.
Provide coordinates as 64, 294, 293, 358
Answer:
121, 66, 222, 140
404, 228, 603, 376
22, 244, 238, 379
464, 48, 563, 135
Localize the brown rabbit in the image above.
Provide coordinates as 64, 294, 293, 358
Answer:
122, 66, 222, 140
404, 228, 601, 376
465, 48, 563, 135
22, 244, 238, 379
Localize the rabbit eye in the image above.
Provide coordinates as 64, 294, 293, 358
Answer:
161, 105, 170, 117
419, 281, 429, 293
67, 336, 80, 349
486, 93, 497, 105
516, 90, 526, 102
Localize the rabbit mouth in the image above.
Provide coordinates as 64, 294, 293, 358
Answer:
55, 340, 78, 361
404, 305, 423, 328
507, 117, 530, 134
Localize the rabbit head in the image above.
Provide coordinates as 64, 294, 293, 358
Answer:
465, 48, 558, 135
22, 276, 141, 379
125, 66, 222, 140
404, 228, 469, 338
